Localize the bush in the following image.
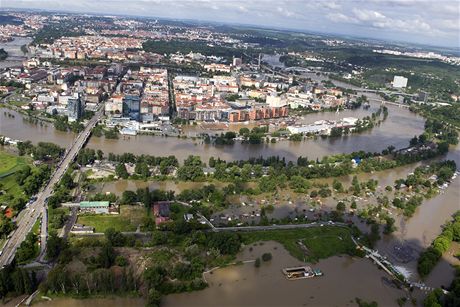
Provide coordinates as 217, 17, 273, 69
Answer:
115, 256, 128, 267
261, 252, 272, 262
208, 232, 241, 255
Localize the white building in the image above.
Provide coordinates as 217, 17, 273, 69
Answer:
267, 94, 287, 108
393, 76, 408, 88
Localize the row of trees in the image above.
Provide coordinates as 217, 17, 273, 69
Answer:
424, 267, 460, 307
17, 141, 64, 161
108, 152, 179, 168
0, 264, 37, 300
418, 212, 460, 278
41, 228, 139, 296
54, 115, 84, 133
330, 106, 388, 137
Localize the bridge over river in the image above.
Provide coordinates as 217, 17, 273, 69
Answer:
0, 106, 103, 268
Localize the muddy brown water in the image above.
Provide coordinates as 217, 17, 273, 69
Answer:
163, 241, 406, 307
1, 102, 424, 163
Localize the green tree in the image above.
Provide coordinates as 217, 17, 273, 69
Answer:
262, 252, 272, 262
46, 232, 65, 261
115, 163, 129, 179
208, 232, 241, 255
336, 201, 346, 212
121, 190, 138, 205
98, 242, 116, 268
147, 288, 162, 307
135, 162, 150, 178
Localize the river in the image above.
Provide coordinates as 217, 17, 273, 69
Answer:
0, 36, 32, 69
0, 102, 425, 163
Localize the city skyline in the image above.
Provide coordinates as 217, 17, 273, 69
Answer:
2, 0, 459, 48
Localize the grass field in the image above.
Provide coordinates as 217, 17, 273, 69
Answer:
242, 226, 356, 262
0, 150, 29, 177
77, 205, 147, 232
0, 150, 30, 206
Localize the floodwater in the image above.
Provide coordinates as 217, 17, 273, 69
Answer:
374, 142, 460, 282
0, 108, 75, 147
164, 241, 406, 307
32, 297, 145, 307
0, 102, 425, 163
29, 243, 407, 307
0, 36, 31, 69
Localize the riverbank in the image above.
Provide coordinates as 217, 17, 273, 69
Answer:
28, 239, 407, 307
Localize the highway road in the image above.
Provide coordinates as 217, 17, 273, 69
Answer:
0, 106, 103, 267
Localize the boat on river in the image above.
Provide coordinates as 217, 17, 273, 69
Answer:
282, 266, 323, 280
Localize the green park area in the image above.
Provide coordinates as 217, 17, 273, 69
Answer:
0, 150, 29, 177
0, 150, 30, 206
242, 226, 357, 262
76, 205, 147, 233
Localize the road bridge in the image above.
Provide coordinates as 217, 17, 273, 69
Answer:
0, 106, 103, 268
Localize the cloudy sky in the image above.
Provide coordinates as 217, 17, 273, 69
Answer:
3, 0, 460, 47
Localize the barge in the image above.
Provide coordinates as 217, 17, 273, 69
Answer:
282, 266, 323, 280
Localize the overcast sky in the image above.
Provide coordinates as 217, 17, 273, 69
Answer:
3, 0, 460, 48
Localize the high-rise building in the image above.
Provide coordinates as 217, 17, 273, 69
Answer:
67, 95, 84, 122
232, 57, 242, 67
123, 94, 141, 120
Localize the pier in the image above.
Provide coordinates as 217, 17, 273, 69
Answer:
351, 237, 435, 292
